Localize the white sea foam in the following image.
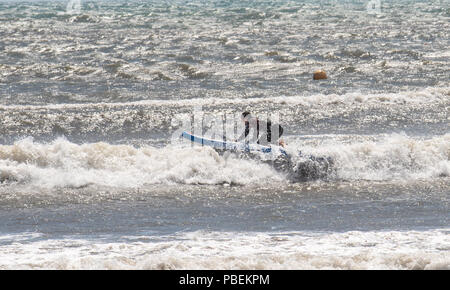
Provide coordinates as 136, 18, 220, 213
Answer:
0, 137, 284, 188
0, 229, 448, 270
0, 133, 448, 188
288, 133, 450, 181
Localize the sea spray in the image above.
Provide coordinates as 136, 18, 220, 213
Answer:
0, 137, 284, 188
0, 134, 448, 188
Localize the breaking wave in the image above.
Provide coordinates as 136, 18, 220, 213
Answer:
0, 133, 448, 188
0, 137, 283, 188
291, 133, 450, 181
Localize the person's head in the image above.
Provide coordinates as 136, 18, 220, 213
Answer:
241, 111, 251, 122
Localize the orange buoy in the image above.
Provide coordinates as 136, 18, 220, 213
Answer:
313, 70, 327, 80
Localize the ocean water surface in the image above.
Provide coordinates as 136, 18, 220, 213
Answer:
0, 0, 449, 269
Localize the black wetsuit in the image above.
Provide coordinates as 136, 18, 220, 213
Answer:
243, 118, 284, 144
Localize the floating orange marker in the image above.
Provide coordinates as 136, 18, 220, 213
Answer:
313, 70, 327, 80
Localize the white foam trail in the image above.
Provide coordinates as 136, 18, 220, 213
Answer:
0, 229, 448, 270
0, 137, 284, 188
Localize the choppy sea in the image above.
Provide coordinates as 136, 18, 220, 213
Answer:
0, 0, 449, 269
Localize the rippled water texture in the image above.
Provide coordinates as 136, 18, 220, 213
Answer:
0, 0, 448, 270
0, 0, 448, 105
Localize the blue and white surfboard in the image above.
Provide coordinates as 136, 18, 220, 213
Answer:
181, 131, 288, 156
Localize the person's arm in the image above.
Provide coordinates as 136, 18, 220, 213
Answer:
277, 124, 285, 147
278, 124, 283, 137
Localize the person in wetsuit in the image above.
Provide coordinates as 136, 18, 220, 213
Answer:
236, 111, 285, 146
